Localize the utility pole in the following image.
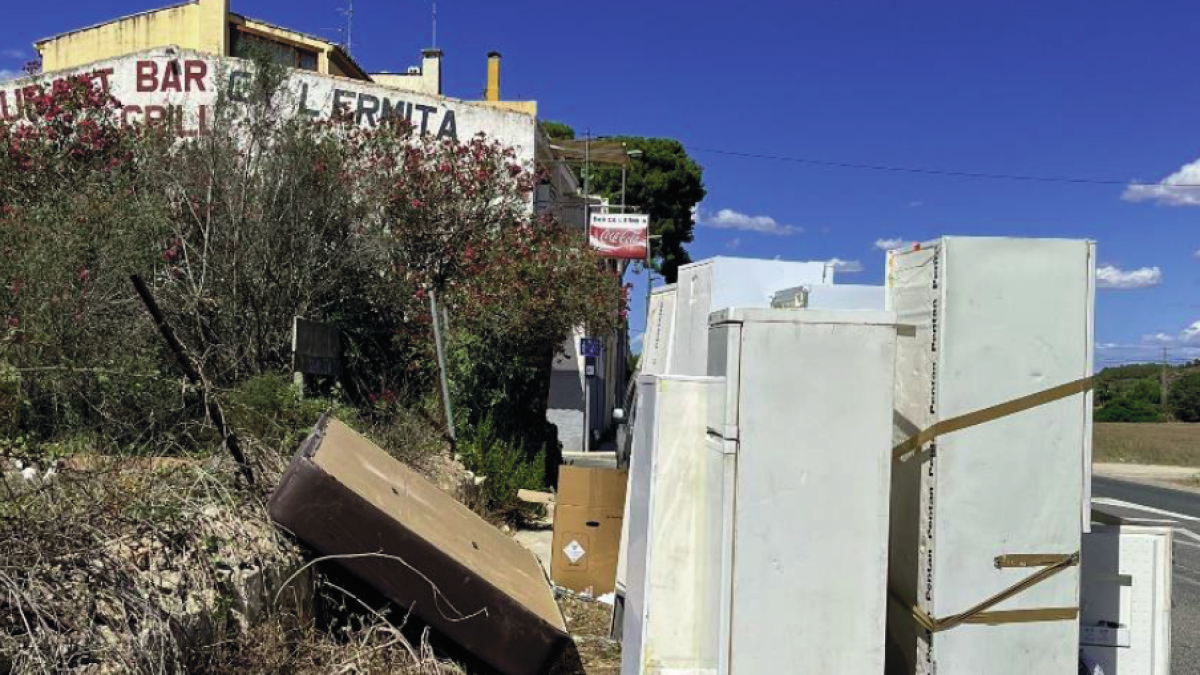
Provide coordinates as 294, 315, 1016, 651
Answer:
1162, 346, 1170, 406
583, 130, 591, 452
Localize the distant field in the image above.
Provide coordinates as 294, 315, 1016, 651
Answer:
1094, 423, 1200, 466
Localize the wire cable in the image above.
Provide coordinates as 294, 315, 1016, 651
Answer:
691, 147, 1200, 188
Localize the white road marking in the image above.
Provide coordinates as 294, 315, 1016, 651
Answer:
1093, 497, 1200, 523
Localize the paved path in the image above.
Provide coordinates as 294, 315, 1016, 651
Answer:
1092, 476, 1200, 674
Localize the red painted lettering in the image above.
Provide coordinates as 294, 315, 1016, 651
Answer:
161, 63, 181, 92
136, 61, 159, 92
122, 105, 142, 126
184, 61, 207, 92
0, 92, 13, 121
145, 105, 167, 124
93, 68, 114, 92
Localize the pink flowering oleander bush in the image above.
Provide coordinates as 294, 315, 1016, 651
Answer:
0, 63, 626, 477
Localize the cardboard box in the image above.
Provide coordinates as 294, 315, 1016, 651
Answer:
551, 466, 628, 596
270, 417, 569, 675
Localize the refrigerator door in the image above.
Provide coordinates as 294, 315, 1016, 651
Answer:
714, 309, 898, 675
706, 433, 738, 675
615, 377, 657, 650
622, 376, 724, 675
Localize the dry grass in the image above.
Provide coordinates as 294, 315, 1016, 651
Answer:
551, 595, 620, 675
1093, 422, 1200, 466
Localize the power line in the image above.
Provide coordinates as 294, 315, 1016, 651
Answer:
690, 147, 1200, 188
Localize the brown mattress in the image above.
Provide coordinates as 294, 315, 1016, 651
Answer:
269, 416, 569, 675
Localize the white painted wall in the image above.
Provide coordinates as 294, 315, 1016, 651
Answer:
0, 47, 538, 167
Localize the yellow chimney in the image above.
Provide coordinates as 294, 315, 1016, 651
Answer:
486, 51, 502, 102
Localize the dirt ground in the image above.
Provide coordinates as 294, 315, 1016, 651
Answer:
554, 595, 620, 675
1093, 462, 1200, 493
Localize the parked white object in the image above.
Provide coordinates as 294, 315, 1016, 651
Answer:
886, 237, 1096, 675
641, 284, 678, 376
772, 283, 886, 310
1080, 523, 1173, 675
706, 308, 898, 675
669, 257, 833, 376
621, 375, 724, 675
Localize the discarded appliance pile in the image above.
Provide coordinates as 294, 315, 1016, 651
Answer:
267, 238, 1173, 675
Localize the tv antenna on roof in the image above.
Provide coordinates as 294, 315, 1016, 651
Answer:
432, 0, 438, 49
339, 0, 355, 54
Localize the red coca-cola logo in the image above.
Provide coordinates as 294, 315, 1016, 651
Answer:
590, 225, 647, 259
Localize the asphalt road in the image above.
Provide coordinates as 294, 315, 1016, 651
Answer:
1092, 476, 1200, 674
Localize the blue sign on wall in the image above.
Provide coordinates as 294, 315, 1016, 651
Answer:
580, 338, 603, 358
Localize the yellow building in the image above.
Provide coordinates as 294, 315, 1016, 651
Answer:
37, 0, 368, 82
33, 0, 536, 115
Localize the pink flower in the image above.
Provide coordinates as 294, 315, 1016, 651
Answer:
411, 199, 424, 209
77, 268, 89, 283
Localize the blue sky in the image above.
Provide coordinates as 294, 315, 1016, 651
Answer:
3, 1, 1199, 366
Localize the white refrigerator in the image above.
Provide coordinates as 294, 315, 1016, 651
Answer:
1080, 523, 1173, 675
885, 237, 1095, 675
706, 308, 898, 675
669, 257, 834, 376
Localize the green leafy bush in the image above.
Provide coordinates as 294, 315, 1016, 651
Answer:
457, 417, 546, 520
1096, 397, 1164, 423
225, 374, 357, 453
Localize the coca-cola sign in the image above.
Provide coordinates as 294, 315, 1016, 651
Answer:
589, 213, 649, 259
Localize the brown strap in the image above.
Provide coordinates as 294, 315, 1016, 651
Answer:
893, 377, 1094, 461
894, 552, 1080, 634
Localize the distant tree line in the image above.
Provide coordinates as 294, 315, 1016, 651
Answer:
1095, 361, 1200, 423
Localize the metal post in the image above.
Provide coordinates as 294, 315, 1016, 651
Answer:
583, 131, 591, 452
430, 288, 455, 441
583, 355, 590, 452
621, 163, 627, 210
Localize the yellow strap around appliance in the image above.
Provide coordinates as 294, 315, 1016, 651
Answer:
892, 377, 1094, 461
893, 552, 1080, 634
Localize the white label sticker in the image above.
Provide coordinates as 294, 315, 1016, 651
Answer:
563, 540, 586, 564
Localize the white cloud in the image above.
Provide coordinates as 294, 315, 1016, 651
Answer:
909, 201, 923, 208
828, 258, 864, 273
1, 49, 24, 60
1096, 265, 1162, 290
1096, 342, 1119, 350
1123, 158, 1200, 206
1142, 332, 1175, 344
1194, 249, 1200, 260
726, 237, 741, 249
0, 69, 19, 81
1183, 321, 1200, 343
701, 208, 801, 235
874, 237, 911, 251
